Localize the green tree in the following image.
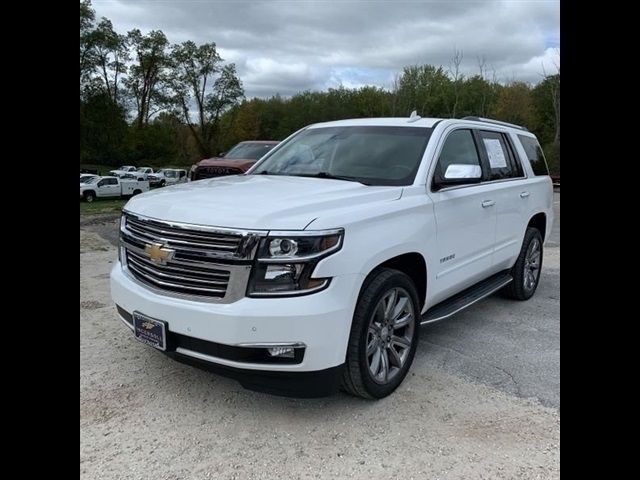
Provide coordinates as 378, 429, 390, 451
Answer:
80, 91, 128, 165
169, 41, 244, 157
80, 0, 96, 91
490, 82, 534, 128
92, 18, 129, 104
126, 29, 171, 128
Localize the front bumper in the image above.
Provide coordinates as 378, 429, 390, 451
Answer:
110, 262, 363, 375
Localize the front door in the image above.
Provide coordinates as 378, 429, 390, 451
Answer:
97, 178, 120, 197
429, 128, 497, 301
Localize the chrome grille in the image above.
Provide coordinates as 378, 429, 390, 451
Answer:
120, 212, 263, 302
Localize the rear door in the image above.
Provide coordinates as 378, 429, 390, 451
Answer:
428, 128, 497, 300
475, 129, 529, 271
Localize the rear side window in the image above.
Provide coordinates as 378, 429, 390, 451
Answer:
518, 135, 550, 176
478, 130, 523, 180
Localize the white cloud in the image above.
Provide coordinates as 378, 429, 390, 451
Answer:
92, 0, 560, 97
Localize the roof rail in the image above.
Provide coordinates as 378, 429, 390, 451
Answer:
461, 116, 529, 132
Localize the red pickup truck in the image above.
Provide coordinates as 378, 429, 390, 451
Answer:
190, 140, 279, 181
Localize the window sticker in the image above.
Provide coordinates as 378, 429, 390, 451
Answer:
483, 138, 507, 169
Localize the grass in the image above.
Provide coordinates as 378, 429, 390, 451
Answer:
80, 198, 127, 216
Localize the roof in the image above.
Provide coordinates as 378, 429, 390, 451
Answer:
238, 140, 280, 145
307, 116, 530, 133
309, 117, 443, 128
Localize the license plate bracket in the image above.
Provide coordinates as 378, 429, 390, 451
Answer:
133, 312, 167, 351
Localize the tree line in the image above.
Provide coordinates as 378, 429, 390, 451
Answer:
80, 0, 560, 174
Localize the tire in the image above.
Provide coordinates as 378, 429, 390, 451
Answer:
160, 180, 166, 187
342, 268, 421, 399
84, 191, 96, 203
132, 189, 142, 196
501, 227, 543, 301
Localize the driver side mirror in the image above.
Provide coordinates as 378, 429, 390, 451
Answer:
434, 164, 482, 190
219, 152, 226, 157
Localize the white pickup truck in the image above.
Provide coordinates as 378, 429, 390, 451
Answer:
147, 168, 188, 187
111, 115, 554, 398
108, 165, 137, 177
80, 176, 149, 202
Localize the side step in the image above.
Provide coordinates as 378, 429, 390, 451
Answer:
421, 271, 513, 325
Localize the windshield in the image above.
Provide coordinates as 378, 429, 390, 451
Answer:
83, 177, 100, 184
225, 143, 276, 160
136, 167, 149, 172
117, 166, 130, 171
251, 126, 433, 186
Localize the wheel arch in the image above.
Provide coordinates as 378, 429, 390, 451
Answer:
360, 252, 428, 311
527, 212, 546, 240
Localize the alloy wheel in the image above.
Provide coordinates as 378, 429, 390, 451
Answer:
366, 287, 416, 384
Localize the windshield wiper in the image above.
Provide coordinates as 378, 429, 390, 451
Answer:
291, 172, 372, 186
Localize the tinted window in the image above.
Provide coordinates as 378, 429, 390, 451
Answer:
108, 178, 118, 185
252, 126, 433, 186
226, 143, 277, 160
518, 135, 549, 176
478, 131, 522, 180
435, 129, 482, 178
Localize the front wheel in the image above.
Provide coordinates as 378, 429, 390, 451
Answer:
342, 268, 420, 399
502, 227, 543, 300
84, 191, 96, 203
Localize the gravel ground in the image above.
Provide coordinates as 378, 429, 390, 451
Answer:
80, 194, 560, 479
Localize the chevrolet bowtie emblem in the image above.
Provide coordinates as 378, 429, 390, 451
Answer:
145, 243, 174, 264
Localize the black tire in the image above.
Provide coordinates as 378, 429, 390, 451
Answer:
502, 227, 543, 300
160, 180, 166, 187
342, 268, 421, 399
132, 189, 142, 196
84, 191, 96, 203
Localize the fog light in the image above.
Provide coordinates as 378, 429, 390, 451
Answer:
267, 347, 295, 358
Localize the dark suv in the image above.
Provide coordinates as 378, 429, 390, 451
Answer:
190, 140, 279, 181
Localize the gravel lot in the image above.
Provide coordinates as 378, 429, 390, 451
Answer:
80, 193, 559, 479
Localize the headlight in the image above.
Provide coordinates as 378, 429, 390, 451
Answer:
247, 229, 344, 297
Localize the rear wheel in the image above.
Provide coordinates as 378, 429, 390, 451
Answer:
84, 191, 96, 203
132, 189, 142, 196
342, 268, 420, 399
502, 227, 543, 300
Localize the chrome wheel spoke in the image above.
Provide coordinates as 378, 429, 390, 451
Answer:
383, 289, 397, 319
391, 296, 409, 320
393, 312, 412, 329
379, 348, 389, 382
391, 335, 411, 351
369, 347, 382, 375
366, 335, 379, 356
387, 345, 403, 368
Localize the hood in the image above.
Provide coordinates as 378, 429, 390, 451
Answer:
124, 174, 403, 230
196, 157, 256, 171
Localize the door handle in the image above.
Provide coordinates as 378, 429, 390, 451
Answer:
520, 191, 530, 198
481, 200, 495, 208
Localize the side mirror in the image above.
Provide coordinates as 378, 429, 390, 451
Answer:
219, 152, 226, 157
434, 164, 482, 189
444, 164, 482, 180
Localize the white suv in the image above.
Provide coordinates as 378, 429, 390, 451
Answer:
110, 115, 554, 399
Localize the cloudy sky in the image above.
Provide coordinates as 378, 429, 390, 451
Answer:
92, 0, 560, 99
